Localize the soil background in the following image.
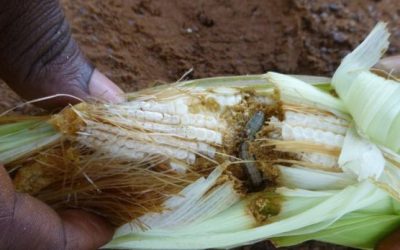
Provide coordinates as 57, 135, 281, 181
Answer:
1, 0, 400, 249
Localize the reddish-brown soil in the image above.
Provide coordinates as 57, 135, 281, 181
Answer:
3, 0, 400, 110
2, 0, 400, 249
3, 0, 400, 111
62, 0, 400, 93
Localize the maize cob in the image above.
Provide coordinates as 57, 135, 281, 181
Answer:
2, 72, 350, 227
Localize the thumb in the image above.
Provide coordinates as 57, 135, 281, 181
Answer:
18, 68, 125, 110
0, 0, 125, 110
33, 68, 125, 110
0, 165, 114, 250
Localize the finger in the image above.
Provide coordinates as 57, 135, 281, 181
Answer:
0, 165, 65, 249
88, 69, 125, 103
0, 0, 124, 110
60, 209, 114, 250
0, 165, 16, 214
4, 193, 65, 249
0, 164, 18, 246
375, 55, 400, 77
3, 194, 114, 250
37, 69, 125, 110
0, 165, 114, 250
378, 229, 400, 250
31, 68, 125, 110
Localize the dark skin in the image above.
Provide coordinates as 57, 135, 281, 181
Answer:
0, 0, 124, 109
0, 0, 122, 249
0, 165, 113, 249
0, 1, 399, 249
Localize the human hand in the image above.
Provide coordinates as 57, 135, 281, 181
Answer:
0, 165, 113, 250
0, 0, 124, 109
0, 1, 118, 249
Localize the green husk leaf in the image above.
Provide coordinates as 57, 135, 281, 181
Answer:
106, 182, 391, 249
0, 120, 39, 135
332, 22, 389, 98
331, 22, 400, 152
265, 72, 348, 115
0, 120, 61, 164
277, 165, 357, 190
273, 213, 400, 249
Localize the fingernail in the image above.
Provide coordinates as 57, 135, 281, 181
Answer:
88, 69, 125, 103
